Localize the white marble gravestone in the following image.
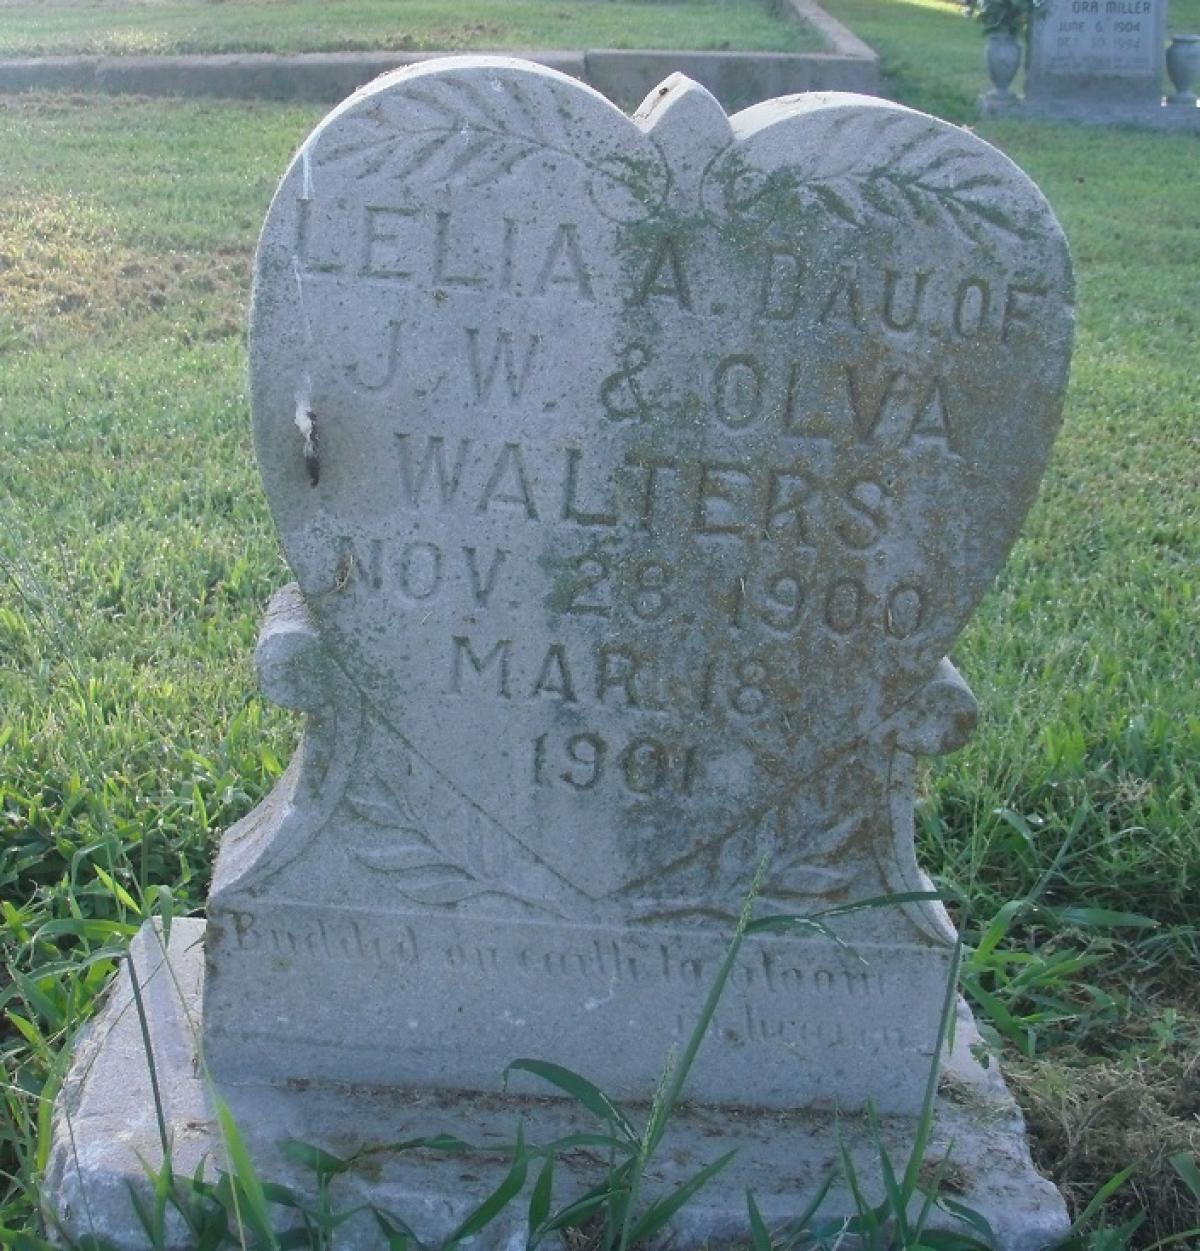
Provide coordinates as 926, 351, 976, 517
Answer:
47, 60, 1075, 1250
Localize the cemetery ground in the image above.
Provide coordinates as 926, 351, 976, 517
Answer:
0, 0, 818, 57
0, 2, 1198, 1247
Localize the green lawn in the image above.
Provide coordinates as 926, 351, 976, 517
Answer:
2, 5, 1199, 1246
815, 0, 1200, 1236
0, 0, 819, 56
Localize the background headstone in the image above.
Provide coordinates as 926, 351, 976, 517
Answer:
1027, 0, 1167, 112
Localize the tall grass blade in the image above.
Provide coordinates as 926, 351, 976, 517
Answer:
867, 1104, 910, 1244
527, 1149, 555, 1239
258, 1181, 304, 1209
902, 937, 963, 1198
625, 1149, 737, 1245
780, 1170, 838, 1249
375, 1222, 410, 1251
911, 1148, 954, 1237
1063, 1165, 1135, 1234
34, 1067, 62, 1175
93, 864, 141, 915
1168, 1152, 1200, 1204
444, 1122, 528, 1246
746, 1190, 772, 1251
1045, 906, 1157, 930
215, 1093, 279, 1250
372, 1208, 424, 1251
505, 1059, 638, 1145
534, 1160, 634, 1244
1144, 1226, 1200, 1251
619, 1049, 677, 1249
155, 885, 175, 948
747, 890, 947, 935
1024, 800, 1090, 909
645, 857, 769, 1160
196, 1219, 232, 1251
190, 1164, 231, 1251
126, 1180, 160, 1249
278, 1139, 350, 1180
5, 1234, 113, 1251
918, 1231, 995, 1249
936, 1195, 997, 1246
968, 899, 1026, 965
959, 973, 1033, 1054
837, 1136, 883, 1237
152, 1152, 175, 1246
124, 945, 169, 1159
606, 1182, 630, 1251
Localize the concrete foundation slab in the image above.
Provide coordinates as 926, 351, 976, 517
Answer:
45, 920, 1068, 1251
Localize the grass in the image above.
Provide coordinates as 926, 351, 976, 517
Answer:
0, 0, 820, 57
1, 6, 1199, 1246
809, 0, 1200, 1239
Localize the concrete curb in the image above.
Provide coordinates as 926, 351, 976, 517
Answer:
783, 0, 877, 63
587, 47, 880, 110
0, 0, 880, 110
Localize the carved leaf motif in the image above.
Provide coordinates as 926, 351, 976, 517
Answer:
811, 183, 860, 226
345, 772, 424, 828
713, 112, 1032, 244
623, 748, 882, 924
313, 73, 666, 219
377, 864, 486, 905
760, 865, 852, 900
352, 831, 441, 873
316, 78, 545, 183
759, 806, 859, 905
341, 754, 571, 916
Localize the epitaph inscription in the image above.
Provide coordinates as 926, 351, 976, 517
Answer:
204, 60, 1073, 1112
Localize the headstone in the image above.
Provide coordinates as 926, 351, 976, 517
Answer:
1027, 0, 1167, 112
47, 59, 1076, 1250
984, 0, 1200, 129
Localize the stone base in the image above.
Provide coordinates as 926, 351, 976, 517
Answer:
44, 921, 1068, 1250
979, 90, 1200, 131
978, 91, 1026, 119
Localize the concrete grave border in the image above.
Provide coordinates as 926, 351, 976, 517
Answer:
0, 0, 879, 110
980, 91, 1200, 131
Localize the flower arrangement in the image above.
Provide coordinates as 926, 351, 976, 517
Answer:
964, 0, 1045, 40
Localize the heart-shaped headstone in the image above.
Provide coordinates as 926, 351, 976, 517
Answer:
207, 57, 1074, 1109
249, 60, 1071, 909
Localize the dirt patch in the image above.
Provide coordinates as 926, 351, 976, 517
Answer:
0, 190, 248, 347
1009, 999, 1200, 1245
